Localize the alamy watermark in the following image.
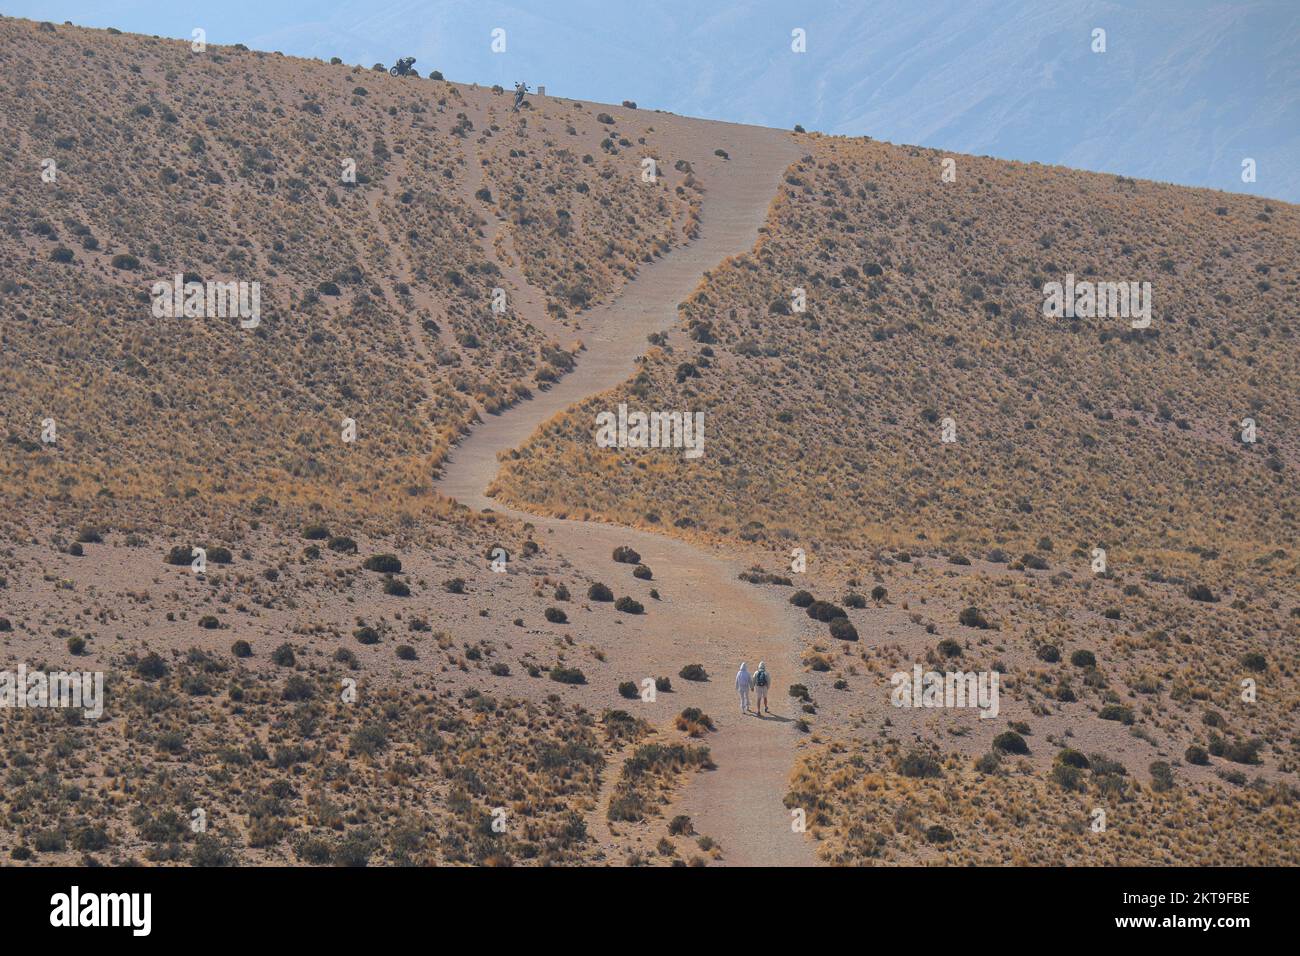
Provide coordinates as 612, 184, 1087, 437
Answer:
1043, 273, 1150, 328
595, 402, 704, 459
891, 664, 1000, 719
0, 664, 104, 719
50, 886, 150, 936
151, 274, 260, 328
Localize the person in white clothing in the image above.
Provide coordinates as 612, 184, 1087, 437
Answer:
735, 662, 752, 715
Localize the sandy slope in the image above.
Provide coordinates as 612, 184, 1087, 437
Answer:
434, 109, 813, 865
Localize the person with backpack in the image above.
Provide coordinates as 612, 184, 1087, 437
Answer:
735, 662, 752, 715
753, 661, 771, 714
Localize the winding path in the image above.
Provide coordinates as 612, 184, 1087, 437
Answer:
434, 114, 812, 866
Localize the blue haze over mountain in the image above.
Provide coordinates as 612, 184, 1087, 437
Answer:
8, 0, 1297, 200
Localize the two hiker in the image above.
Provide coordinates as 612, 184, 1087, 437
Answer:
735, 661, 772, 715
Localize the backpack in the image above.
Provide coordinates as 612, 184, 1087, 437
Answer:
754, 668, 769, 687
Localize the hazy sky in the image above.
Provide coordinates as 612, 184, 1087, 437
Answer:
6, 1, 1296, 200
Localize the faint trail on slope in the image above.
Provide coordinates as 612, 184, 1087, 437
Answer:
432, 117, 812, 866
455, 113, 572, 346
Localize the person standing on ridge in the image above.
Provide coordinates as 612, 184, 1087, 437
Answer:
753, 660, 771, 714
735, 661, 752, 715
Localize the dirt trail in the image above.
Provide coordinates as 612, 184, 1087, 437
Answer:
435, 115, 812, 866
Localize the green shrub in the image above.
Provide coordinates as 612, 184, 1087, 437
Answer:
958, 606, 989, 628
829, 617, 858, 641
789, 590, 815, 608
1223, 738, 1262, 765
164, 545, 194, 565
135, 653, 167, 679
614, 596, 644, 614
898, 750, 942, 778
1149, 760, 1175, 792
282, 674, 313, 701
613, 545, 641, 564
271, 643, 296, 666
607, 793, 645, 822
1070, 649, 1097, 667
550, 666, 586, 685
231, 640, 253, 658
33, 830, 67, 852
1049, 763, 1084, 791
993, 731, 1028, 754
924, 824, 953, 844
363, 554, 402, 573
588, 582, 614, 601
974, 752, 1000, 774
1098, 704, 1134, 724
1057, 748, 1090, 769
544, 607, 568, 624
679, 664, 708, 682
75, 826, 110, 852
350, 723, 387, 757
676, 707, 715, 733
806, 600, 846, 622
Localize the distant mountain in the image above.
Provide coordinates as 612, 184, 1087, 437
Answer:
686, 0, 1300, 203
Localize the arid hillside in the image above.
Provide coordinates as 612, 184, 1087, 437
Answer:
496, 135, 1300, 569
0, 17, 788, 867
0, 17, 703, 522
490, 134, 1300, 863
2, 17, 1297, 868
